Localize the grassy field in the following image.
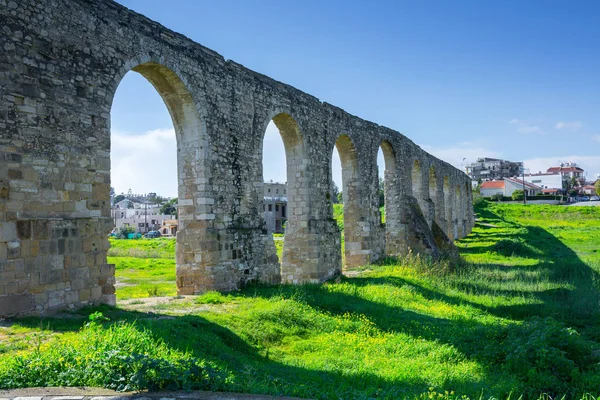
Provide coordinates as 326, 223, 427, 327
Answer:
108, 238, 177, 300
1, 202, 599, 399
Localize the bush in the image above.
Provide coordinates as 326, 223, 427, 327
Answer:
511, 190, 525, 201
473, 193, 487, 207
0, 313, 222, 391
118, 226, 135, 239
490, 193, 505, 201
503, 317, 596, 396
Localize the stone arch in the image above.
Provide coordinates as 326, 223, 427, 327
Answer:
258, 112, 306, 277
454, 184, 462, 239
333, 134, 361, 267
412, 158, 433, 225
443, 176, 453, 240
412, 159, 423, 200
428, 166, 437, 204
429, 166, 442, 229
109, 61, 209, 296
465, 181, 473, 235
378, 140, 400, 255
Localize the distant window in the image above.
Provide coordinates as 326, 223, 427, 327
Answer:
284, 189, 286, 194
268, 204, 272, 211
276, 189, 279, 194
268, 188, 271, 192
275, 205, 279, 212
263, 204, 265, 211
282, 205, 286, 217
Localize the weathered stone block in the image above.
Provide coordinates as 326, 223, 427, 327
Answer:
0, 222, 16, 242
16, 220, 31, 240
0, 294, 33, 316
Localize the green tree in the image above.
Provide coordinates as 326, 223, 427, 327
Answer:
331, 182, 340, 204
160, 198, 178, 217
511, 189, 525, 201
114, 194, 125, 204
378, 177, 385, 207
594, 179, 600, 195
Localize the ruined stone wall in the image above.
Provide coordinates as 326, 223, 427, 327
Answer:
0, 0, 474, 316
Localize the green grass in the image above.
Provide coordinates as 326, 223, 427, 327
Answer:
110, 256, 177, 300
108, 238, 175, 259
108, 237, 177, 300
1, 202, 600, 399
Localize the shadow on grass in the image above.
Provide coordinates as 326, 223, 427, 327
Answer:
12, 304, 486, 399
462, 207, 600, 325
9, 204, 600, 397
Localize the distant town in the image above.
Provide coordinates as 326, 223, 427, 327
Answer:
465, 158, 599, 202
110, 181, 292, 237
112, 157, 600, 238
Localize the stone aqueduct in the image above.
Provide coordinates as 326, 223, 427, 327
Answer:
0, 0, 474, 316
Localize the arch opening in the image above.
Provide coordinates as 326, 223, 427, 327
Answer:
454, 185, 461, 239
109, 61, 205, 299
331, 134, 360, 268
260, 113, 304, 267
429, 166, 439, 226
443, 176, 453, 240
377, 140, 398, 255
412, 159, 423, 201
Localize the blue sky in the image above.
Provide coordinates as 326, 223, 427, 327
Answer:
111, 0, 600, 197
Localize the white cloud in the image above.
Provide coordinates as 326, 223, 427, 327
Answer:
111, 129, 178, 197
523, 155, 600, 181
555, 121, 583, 131
591, 135, 600, 143
420, 141, 502, 171
509, 119, 545, 135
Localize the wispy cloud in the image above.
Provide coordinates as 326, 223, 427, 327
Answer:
510, 119, 545, 135
111, 129, 178, 197
591, 135, 600, 143
555, 121, 583, 131
420, 141, 502, 171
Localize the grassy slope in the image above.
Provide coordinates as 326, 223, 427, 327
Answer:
1, 203, 600, 398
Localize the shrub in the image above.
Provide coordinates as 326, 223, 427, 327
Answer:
0, 313, 222, 391
118, 226, 135, 239
503, 317, 596, 396
473, 193, 487, 207
511, 190, 525, 201
490, 193, 504, 201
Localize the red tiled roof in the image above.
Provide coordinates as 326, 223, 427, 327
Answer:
481, 181, 505, 189
542, 188, 560, 193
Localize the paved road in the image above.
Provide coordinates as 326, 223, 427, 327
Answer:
567, 200, 600, 207
0, 388, 308, 400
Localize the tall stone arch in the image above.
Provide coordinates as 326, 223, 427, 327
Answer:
378, 140, 402, 256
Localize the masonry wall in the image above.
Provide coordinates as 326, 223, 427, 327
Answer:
0, 0, 474, 316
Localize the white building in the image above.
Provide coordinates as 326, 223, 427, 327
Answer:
523, 173, 563, 193
111, 212, 177, 234
480, 178, 542, 197
524, 162, 585, 194
263, 182, 287, 234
